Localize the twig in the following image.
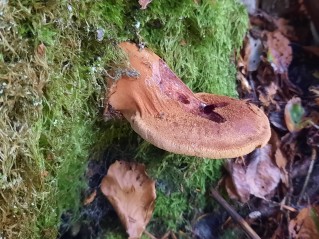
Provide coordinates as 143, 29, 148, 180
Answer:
261, 198, 297, 212
297, 149, 317, 205
170, 231, 177, 239
160, 231, 171, 239
144, 230, 157, 239
210, 188, 261, 239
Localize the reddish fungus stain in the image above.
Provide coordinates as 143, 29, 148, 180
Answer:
158, 58, 228, 124
158, 59, 193, 99
177, 94, 190, 104
199, 103, 228, 123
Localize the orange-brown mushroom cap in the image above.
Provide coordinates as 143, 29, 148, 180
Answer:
105, 42, 271, 159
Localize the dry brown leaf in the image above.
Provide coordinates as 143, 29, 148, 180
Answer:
258, 82, 279, 107
227, 159, 250, 202
36, 43, 46, 57
284, 97, 305, 132
236, 52, 252, 93
224, 175, 241, 201
101, 160, 156, 239
275, 148, 289, 186
274, 18, 296, 41
227, 145, 281, 202
265, 30, 292, 73
84, 189, 97, 205
271, 225, 285, 239
310, 86, 319, 106
237, 71, 252, 93
245, 145, 281, 198
40, 170, 49, 179
289, 206, 319, 239
269, 129, 289, 186
138, 0, 152, 9
245, 34, 263, 72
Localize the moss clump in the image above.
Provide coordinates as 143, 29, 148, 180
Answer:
137, 0, 247, 95
152, 191, 188, 230
0, 0, 247, 238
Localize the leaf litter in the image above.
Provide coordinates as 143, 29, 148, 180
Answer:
219, 0, 319, 238
226, 145, 281, 203
100, 160, 156, 239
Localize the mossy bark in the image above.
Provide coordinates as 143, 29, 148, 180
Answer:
0, 1, 248, 238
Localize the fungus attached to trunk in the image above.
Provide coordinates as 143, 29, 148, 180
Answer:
105, 42, 271, 159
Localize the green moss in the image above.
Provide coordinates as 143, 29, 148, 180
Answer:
152, 191, 188, 230
0, 0, 248, 238
137, 0, 248, 95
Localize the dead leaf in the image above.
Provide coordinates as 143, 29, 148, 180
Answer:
245, 34, 263, 72
236, 71, 252, 93
40, 170, 49, 179
265, 30, 292, 73
258, 81, 279, 107
227, 159, 250, 202
36, 43, 46, 57
310, 86, 319, 106
138, 0, 152, 9
271, 225, 285, 239
227, 145, 281, 202
274, 18, 296, 41
224, 176, 241, 201
101, 160, 156, 239
284, 97, 305, 132
84, 190, 97, 205
289, 206, 319, 239
269, 129, 289, 186
245, 145, 281, 198
236, 53, 252, 93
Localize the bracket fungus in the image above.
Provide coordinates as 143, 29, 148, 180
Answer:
105, 42, 271, 159
101, 161, 156, 239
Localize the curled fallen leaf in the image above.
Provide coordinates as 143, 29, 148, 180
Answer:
310, 86, 319, 106
226, 145, 281, 203
84, 189, 97, 205
258, 81, 279, 107
224, 173, 241, 201
284, 97, 305, 132
265, 30, 292, 73
269, 129, 289, 187
289, 206, 319, 239
101, 160, 156, 239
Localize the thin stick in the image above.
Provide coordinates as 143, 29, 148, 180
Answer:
210, 188, 261, 239
160, 231, 171, 239
170, 231, 177, 239
261, 197, 297, 212
144, 230, 157, 239
297, 149, 317, 205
